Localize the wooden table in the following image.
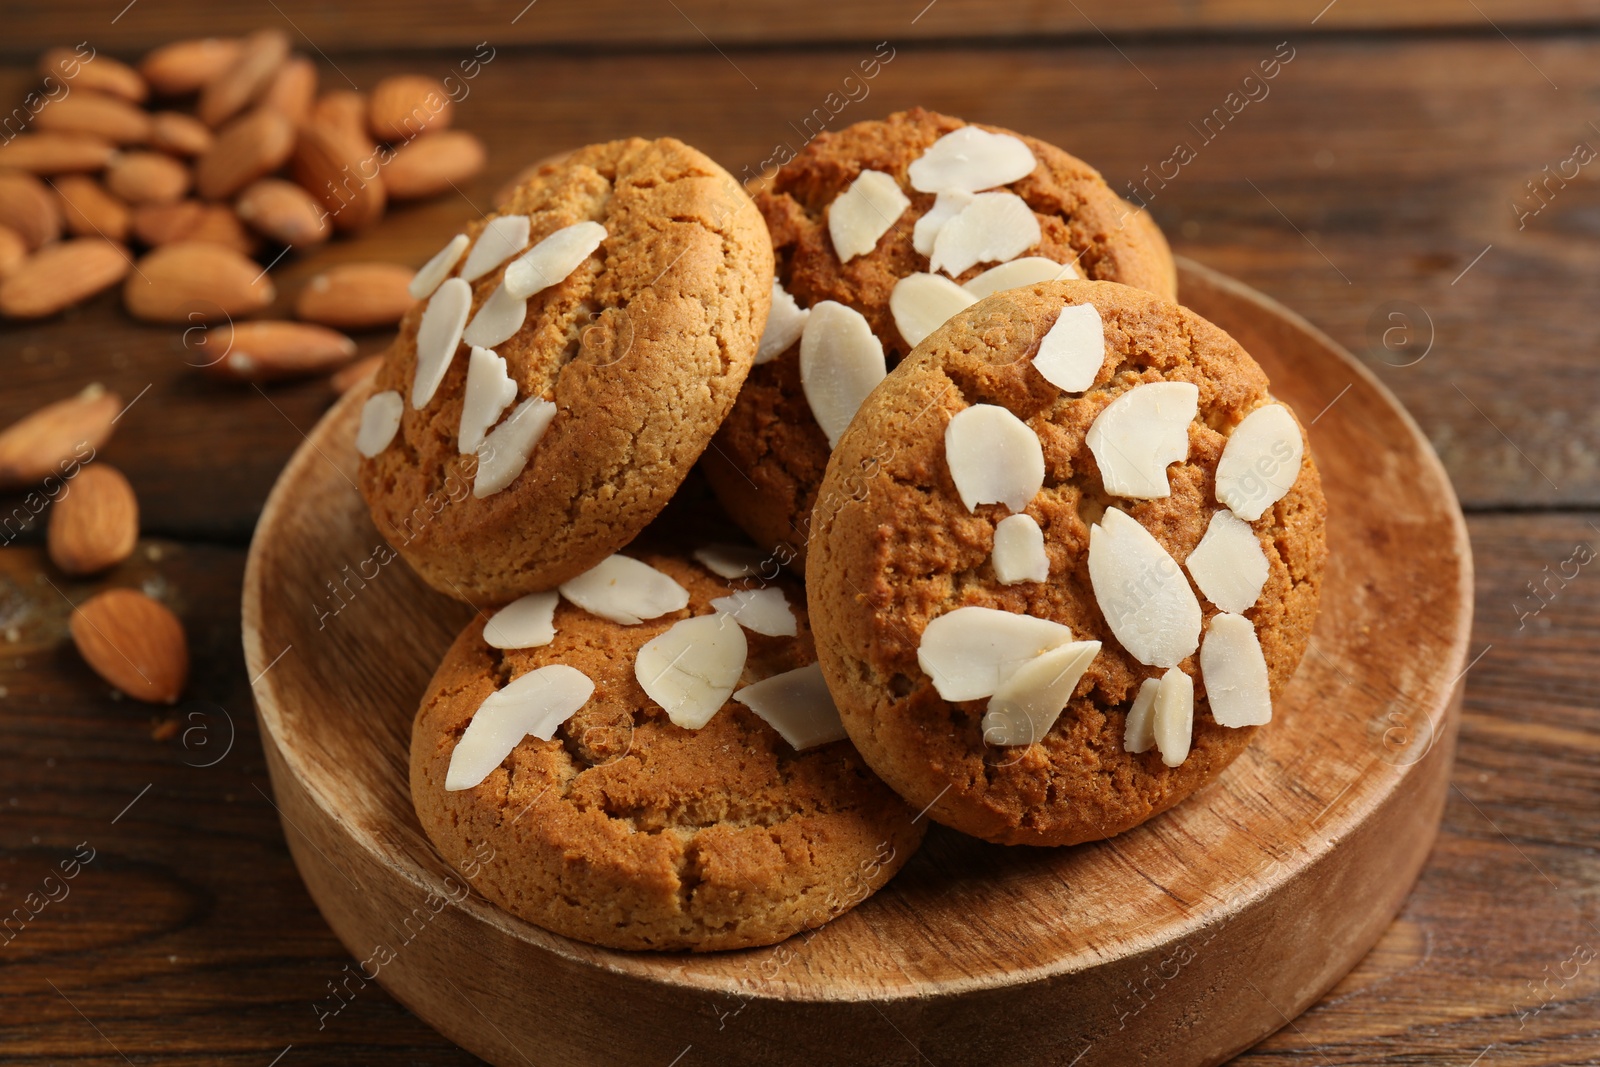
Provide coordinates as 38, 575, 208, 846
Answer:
3, 3, 1598, 1063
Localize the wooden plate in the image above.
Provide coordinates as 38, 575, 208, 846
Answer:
242, 257, 1473, 1067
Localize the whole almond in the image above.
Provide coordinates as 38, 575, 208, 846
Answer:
0, 226, 26, 277
198, 28, 290, 127
261, 56, 317, 124
48, 463, 139, 575
0, 384, 120, 489
34, 92, 154, 145
0, 170, 64, 248
131, 199, 206, 246
296, 262, 413, 329
140, 38, 242, 97
124, 240, 274, 322
181, 204, 258, 256
235, 178, 328, 248
149, 111, 214, 156
0, 132, 116, 174
195, 108, 295, 200
368, 75, 453, 143
382, 130, 486, 200
201, 320, 357, 382
0, 239, 131, 319
106, 151, 191, 204
40, 48, 148, 104
329, 352, 383, 393
54, 175, 131, 241
70, 588, 188, 705
309, 91, 372, 147
291, 121, 385, 233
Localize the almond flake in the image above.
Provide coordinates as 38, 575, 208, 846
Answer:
458, 214, 530, 283
503, 220, 606, 299
711, 587, 796, 637
445, 663, 594, 790
482, 591, 559, 649
828, 169, 910, 262
1032, 302, 1104, 393
757, 278, 808, 364
458, 345, 518, 453
1200, 612, 1273, 728
929, 192, 1040, 277
982, 640, 1101, 747
1186, 510, 1269, 614
1088, 507, 1202, 669
944, 404, 1044, 513
917, 606, 1075, 701
355, 390, 403, 457
963, 256, 1078, 299
461, 281, 527, 349
1153, 666, 1194, 767
1123, 677, 1161, 753
1086, 381, 1198, 498
693, 543, 766, 580
908, 126, 1037, 194
734, 662, 846, 750
410, 277, 471, 408
558, 554, 689, 625
472, 395, 555, 498
992, 513, 1049, 584
636, 614, 748, 730
890, 272, 975, 348
799, 300, 886, 448
912, 191, 973, 256
409, 233, 468, 300
1215, 403, 1304, 521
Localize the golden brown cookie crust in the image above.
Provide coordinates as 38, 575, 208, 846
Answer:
362, 138, 774, 604
704, 108, 1178, 568
410, 551, 925, 951
806, 280, 1326, 847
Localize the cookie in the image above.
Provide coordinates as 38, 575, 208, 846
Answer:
703, 108, 1177, 569
359, 137, 774, 604
410, 549, 925, 951
806, 280, 1326, 847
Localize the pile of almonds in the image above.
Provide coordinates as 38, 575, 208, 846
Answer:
0, 32, 488, 384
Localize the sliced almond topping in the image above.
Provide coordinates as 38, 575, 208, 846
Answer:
799, 300, 885, 449
445, 664, 594, 790
1215, 403, 1304, 521
890, 272, 975, 349
693, 543, 766, 580
757, 278, 808, 364
636, 614, 748, 730
355, 390, 403, 457
1200, 612, 1273, 728
458, 345, 518, 453
1186, 510, 1269, 614
827, 169, 909, 262
929, 191, 1040, 277
410, 276, 471, 408
1032, 302, 1104, 393
482, 590, 560, 650
734, 662, 846, 750
1088, 507, 1202, 669
1153, 666, 1194, 767
461, 281, 527, 349
908, 126, 1037, 194
963, 256, 1077, 299
944, 403, 1044, 513
503, 220, 606, 299
1123, 677, 1161, 753
409, 232, 468, 300
458, 213, 530, 283
982, 640, 1101, 747
911, 190, 973, 256
1086, 381, 1198, 498
711, 587, 796, 637
558, 554, 689, 625
917, 606, 1075, 701
472, 395, 555, 498
992, 513, 1049, 584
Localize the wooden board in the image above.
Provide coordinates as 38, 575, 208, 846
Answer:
240, 258, 1473, 1066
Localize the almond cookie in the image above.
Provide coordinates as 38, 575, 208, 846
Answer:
704, 108, 1177, 570
410, 549, 924, 951
359, 138, 774, 603
807, 280, 1326, 847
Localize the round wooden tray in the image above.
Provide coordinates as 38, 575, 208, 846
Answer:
242, 257, 1473, 1067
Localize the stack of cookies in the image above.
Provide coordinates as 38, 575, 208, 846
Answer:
355, 109, 1326, 953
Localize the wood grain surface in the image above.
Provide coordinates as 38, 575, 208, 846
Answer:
0, 15, 1597, 1067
